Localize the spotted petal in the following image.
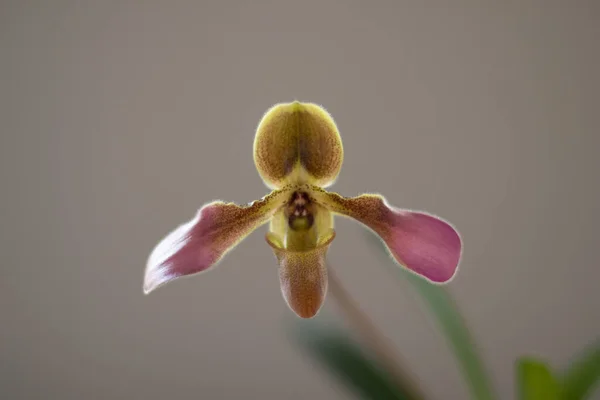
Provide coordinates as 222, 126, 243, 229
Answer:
144, 189, 288, 293
266, 229, 335, 318
313, 190, 462, 283
253, 101, 344, 189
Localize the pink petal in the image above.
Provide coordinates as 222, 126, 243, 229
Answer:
144, 189, 287, 293
313, 191, 462, 283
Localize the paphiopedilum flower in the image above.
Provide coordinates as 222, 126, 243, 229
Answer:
144, 102, 462, 318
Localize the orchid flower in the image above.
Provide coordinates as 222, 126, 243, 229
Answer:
144, 102, 462, 318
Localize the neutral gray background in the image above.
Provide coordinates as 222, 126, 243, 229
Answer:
2, 1, 599, 399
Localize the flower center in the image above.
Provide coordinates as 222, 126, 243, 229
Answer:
286, 191, 315, 231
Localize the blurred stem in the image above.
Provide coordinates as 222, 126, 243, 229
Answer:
394, 271, 497, 400
327, 267, 427, 400
364, 230, 497, 400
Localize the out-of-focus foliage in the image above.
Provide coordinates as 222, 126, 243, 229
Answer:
289, 320, 418, 400
517, 357, 562, 400
364, 230, 497, 400
517, 341, 600, 400
560, 341, 600, 400
286, 230, 600, 400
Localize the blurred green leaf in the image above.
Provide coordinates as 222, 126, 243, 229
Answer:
517, 357, 561, 400
560, 341, 600, 400
364, 230, 497, 400
289, 319, 418, 400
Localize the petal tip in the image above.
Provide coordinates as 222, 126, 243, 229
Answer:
292, 306, 323, 319
285, 289, 327, 319
367, 209, 462, 284
426, 262, 460, 284
143, 264, 175, 294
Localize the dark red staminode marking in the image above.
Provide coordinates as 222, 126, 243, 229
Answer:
287, 191, 314, 230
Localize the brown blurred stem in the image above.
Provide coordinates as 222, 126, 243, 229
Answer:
327, 266, 427, 400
